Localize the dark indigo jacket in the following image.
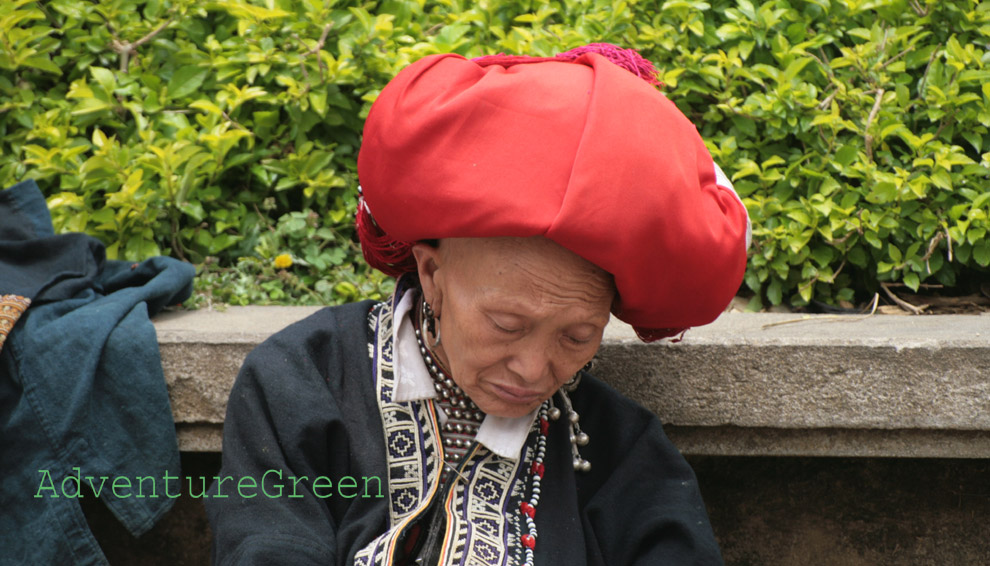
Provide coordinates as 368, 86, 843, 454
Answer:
208, 301, 724, 565
0, 180, 195, 565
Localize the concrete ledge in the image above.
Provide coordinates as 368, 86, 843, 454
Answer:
154, 307, 990, 457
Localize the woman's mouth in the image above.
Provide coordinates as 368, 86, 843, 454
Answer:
491, 383, 543, 405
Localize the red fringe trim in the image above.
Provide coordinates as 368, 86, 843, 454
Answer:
356, 198, 417, 277
634, 327, 687, 343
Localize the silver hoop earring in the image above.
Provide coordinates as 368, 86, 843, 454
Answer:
421, 298, 441, 348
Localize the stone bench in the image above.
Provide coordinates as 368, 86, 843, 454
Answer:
155, 307, 990, 458
127, 308, 990, 566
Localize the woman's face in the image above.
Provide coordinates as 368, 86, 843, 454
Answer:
413, 237, 615, 418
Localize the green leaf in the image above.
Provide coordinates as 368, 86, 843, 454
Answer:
190, 99, 223, 116
870, 182, 897, 204
864, 232, 882, 249
22, 56, 61, 75
731, 159, 761, 181
168, 67, 209, 99
215, 2, 291, 20
90, 67, 116, 95
786, 209, 812, 226
767, 278, 783, 305
811, 246, 832, 267
974, 240, 990, 267
309, 91, 327, 117
833, 145, 858, 167
930, 169, 953, 190
888, 244, 902, 263
903, 272, 920, 292
847, 247, 868, 268
124, 237, 161, 261
71, 97, 113, 116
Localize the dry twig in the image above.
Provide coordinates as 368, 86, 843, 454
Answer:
945, 225, 953, 262
880, 282, 928, 315
884, 282, 944, 289
760, 293, 880, 330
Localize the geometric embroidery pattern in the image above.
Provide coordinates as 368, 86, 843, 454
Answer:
448, 447, 531, 566
388, 429, 417, 459
0, 294, 30, 354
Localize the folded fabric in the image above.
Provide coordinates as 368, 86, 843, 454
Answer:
0, 179, 195, 565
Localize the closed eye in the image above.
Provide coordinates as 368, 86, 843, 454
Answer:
490, 318, 522, 334
564, 334, 592, 346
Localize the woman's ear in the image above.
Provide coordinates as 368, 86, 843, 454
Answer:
411, 242, 442, 314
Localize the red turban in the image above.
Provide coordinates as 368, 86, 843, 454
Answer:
357, 45, 750, 341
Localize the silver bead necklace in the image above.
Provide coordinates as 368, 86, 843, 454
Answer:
414, 322, 483, 464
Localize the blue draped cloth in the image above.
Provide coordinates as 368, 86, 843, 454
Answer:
0, 180, 195, 565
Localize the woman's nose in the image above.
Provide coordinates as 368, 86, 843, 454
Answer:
506, 340, 553, 385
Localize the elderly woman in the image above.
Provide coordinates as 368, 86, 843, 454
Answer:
207, 44, 749, 565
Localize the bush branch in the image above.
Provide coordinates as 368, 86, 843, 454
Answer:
880, 45, 915, 69
864, 88, 885, 161
817, 88, 838, 111
921, 231, 945, 273
294, 23, 333, 82
221, 110, 249, 132
110, 18, 174, 73
918, 48, 940, 98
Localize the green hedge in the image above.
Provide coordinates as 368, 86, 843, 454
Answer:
2, 0, 988, 308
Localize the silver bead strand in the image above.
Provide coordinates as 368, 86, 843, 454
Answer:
557, 376, 591, 472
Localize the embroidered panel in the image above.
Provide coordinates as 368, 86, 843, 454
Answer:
444, 445, 531, 566
355, 295, 532, 566
356, 299, 443, 565
0, 294, 31, 354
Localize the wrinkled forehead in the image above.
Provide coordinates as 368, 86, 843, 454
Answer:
438, 237, 616, 304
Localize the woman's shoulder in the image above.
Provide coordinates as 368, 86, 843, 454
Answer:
246, 300, 378, 362
571, 371, 657, 430
235, 300, 380, 394
262, 300, 378, 345
567, 371, 687, 482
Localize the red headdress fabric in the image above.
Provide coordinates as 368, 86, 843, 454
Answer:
357, 45, 749, 341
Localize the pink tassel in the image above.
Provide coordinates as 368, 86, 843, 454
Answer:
475, 44, 662, 87
555, 43, 662, 87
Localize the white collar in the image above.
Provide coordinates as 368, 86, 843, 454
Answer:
391, 290, 539, 460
